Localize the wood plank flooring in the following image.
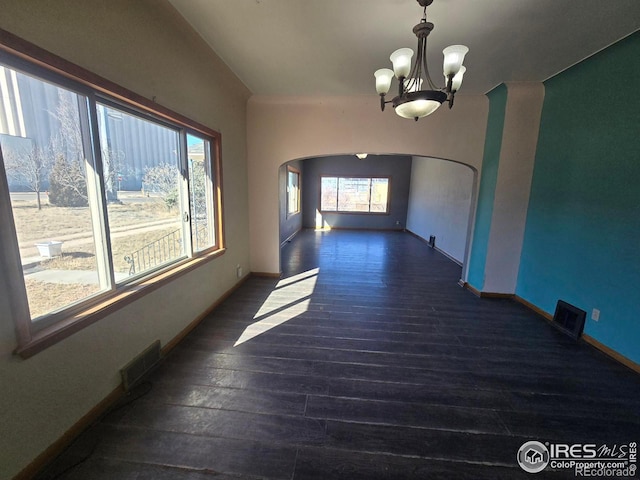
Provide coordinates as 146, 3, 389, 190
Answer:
38, 230, 640, 479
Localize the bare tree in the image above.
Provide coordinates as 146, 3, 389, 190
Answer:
102, 147, 128, 202
48, 153, 88, 207
46, 91, 89, 206
142, 163, 180, 209
51, 90, 84, 163
4, 144, 51, 210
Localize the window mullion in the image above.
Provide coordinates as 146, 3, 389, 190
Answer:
205, 140, 216, 248
179, 132, 193, 258
84, 95, 116, 288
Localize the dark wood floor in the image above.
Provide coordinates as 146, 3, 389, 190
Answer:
39, 230, 640, 479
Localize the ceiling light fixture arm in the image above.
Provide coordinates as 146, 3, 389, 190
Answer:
413, 20, 439, 92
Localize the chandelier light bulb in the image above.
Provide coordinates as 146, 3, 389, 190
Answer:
403, 77, 423, 93
374, 68, 394, 95
442, 45, 469, 76
395, 99, 442, 119
390, 48, 414, 78
451, 66, 466, 91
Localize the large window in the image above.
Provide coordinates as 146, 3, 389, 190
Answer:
1, 76, 106, 319
320, 176, 390, 213
0, 43, 223, 356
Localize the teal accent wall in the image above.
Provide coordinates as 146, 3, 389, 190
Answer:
467, 84, 507, 289
516, 32, 640, 364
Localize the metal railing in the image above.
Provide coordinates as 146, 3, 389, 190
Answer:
124, 228, 182, 275
192, 221, 209, 251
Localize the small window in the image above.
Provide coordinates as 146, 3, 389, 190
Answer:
320, 176, 390, 213
287, 166, 300, 216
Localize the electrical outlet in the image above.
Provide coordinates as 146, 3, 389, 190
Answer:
236, 265, 243, 278
591, 308, 600, 322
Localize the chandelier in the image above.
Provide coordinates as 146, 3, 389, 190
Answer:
374, 0, 468, 121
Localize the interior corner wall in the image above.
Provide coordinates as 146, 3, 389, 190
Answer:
516, 32, 640, 365
406, 157, 475, 264
0, 1, 251, 478
482, 82, 544, 293
301, 155, 411, 230
467, 85, 507, 290
247, 94, 489, 274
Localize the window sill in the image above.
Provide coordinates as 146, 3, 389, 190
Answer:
15, 247, 226, 359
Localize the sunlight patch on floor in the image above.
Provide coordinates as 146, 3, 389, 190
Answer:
234, 268, 319, 346
275, 267, 319, 289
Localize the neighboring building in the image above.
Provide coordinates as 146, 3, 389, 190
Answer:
1, 66, 178, 191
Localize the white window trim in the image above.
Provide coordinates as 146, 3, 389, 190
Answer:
320, 175, 391, 214
286, 166, 301, 217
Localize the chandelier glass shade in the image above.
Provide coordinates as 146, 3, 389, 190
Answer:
375, 0, 468, 121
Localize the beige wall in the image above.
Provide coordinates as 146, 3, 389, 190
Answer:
0, 1, 251, 478
406, 157, 476, 265
247, 94, 489, 274
483, 82, 544, 293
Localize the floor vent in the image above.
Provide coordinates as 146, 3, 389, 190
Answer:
552, 300, 586, 339
120, 340, 161, 391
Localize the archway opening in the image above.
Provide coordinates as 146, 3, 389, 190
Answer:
277, 153, 478, 283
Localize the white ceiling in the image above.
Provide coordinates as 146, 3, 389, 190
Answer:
168, 0, 640, 96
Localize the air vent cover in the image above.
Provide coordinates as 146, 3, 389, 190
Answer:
552, 300, 586, 339
120, 340, 161, 391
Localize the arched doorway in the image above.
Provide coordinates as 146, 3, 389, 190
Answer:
277, 154, 478, 283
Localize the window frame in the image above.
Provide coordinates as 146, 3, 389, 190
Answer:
319, 175, 391, 214
0, 28, 225, 358
286, 166, 301, 217
186, 132, 218, 253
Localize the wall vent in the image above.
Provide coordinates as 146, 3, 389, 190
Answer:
120, 340, 161, 391
552, 300, 586, 339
